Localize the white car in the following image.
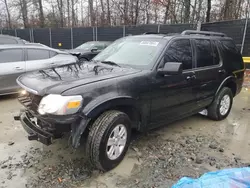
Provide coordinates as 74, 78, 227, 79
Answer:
0, 45, 78, 95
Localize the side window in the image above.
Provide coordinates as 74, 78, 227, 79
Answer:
49, 51, 57, 58
0, 38, 17, 44
27, 49, 50, 61
220, 40, 244, 70
195, 39, 214, 68
165, 39, 193, 70
212, 41, 220, 65
0, 49, 23, 63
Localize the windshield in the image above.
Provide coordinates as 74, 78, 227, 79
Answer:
93, 37, 166, 69
76, 42, 104, 50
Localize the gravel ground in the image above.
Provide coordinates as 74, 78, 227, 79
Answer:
0, 87, 250, 188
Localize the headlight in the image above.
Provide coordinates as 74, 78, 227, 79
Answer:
38, 94, 83, 115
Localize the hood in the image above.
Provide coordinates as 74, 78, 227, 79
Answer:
66, 49, 89, 55
17, 62, 140, 96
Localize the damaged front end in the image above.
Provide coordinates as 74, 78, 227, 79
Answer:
14, 91, 91, 148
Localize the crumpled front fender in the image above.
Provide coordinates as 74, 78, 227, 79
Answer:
70, 116, 91, 148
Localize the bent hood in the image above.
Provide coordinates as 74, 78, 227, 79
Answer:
17, 62, 140, 96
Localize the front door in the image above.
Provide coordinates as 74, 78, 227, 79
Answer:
150, 39, 197, 127
0, 48, 26, 94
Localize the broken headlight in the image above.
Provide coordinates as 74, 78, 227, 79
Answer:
38, 94, 83, 115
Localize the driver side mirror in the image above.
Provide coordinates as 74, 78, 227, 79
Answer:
158, 62, 183, 75
91, 47, 98, 52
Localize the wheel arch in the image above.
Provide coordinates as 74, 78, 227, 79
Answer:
84, 97, 142, 130
216, 76, 237, 97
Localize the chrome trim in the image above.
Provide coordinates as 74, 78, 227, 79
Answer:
16, 79, 39, 95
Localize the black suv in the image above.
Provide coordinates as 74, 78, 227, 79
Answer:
15, 30, 245, 171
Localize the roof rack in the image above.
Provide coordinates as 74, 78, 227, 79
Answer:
181, 30, 226, 37
143, 32, 160, 35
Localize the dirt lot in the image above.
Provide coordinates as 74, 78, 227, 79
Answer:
1, 87, 250, 188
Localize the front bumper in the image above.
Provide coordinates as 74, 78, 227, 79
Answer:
15, 110, 90, 148
16, 112, 54, 145
14, 111, 75, 145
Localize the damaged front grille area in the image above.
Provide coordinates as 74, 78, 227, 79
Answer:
18, 92, 42, 113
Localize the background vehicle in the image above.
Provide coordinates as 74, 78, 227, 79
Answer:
67, 41, 112, 61
0, 34, 47, 47
0, 34, 28, 44
15, 30, 244, 171
0, 45, 77, 95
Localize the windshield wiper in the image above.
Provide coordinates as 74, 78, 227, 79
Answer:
101, 61, 121, 67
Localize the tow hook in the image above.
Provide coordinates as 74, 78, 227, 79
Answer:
28, 134, 38, 141
14, 115, 20, 121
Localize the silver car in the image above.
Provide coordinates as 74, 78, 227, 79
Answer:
0, 45, 78, 95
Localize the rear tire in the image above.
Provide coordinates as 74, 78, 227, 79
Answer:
207, 87, 233, 121
86, 110, 131, 171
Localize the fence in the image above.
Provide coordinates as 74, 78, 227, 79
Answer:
1, 19, 250, 56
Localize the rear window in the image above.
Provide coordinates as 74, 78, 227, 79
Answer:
0, 49, 23, 63
27, 49, 50, 60
220, 40, 244, 71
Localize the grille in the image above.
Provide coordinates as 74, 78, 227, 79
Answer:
18, 92, 42, 113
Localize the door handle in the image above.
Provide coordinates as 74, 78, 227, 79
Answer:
15, 67, 23, 70
186, 75, 196, 81
218, 69, 226, 74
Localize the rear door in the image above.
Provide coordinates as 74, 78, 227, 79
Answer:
0, 48, 26, 94
192, 39, 225, 107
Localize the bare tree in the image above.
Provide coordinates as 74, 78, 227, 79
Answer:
100, 0, 106, 25
19, 0, 29, 28
37, 0, 45, 27
191, 0, 197, 23
67, 0, 70, 26
88, 0, 95, 26
223, 0, 234, 20
184, 0, 191, 23
3, 0, 12, 28
56, 0, 64, 27
1, 0, 250, 29
71, 0, 76, 26
206, 0, 211, 22
106, 0, 111, 25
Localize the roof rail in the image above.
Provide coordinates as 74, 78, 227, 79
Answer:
143, 32, 160, 35
181, 30, 226, 37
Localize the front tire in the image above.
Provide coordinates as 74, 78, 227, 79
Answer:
207, 87, 233, 121
86, 110, 131, 171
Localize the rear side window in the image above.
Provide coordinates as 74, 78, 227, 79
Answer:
0, 38, 17, 44
165, 39, 193, 70
195, 39, 215, 68
220, 40, 244, 71
0, 49, 23, 63
49, 51, 57, 58
27, 49, 50, 60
